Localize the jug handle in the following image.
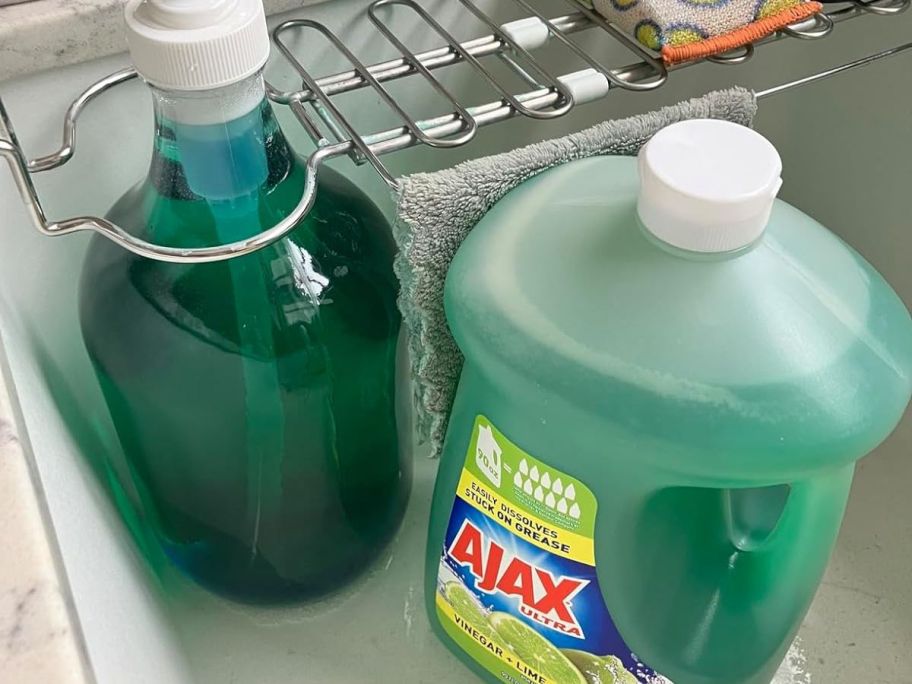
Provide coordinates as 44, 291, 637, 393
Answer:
608, 464, 854, 682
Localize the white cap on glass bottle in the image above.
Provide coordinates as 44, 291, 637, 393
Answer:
123, 0, 270, 92
637, 119, 784, 253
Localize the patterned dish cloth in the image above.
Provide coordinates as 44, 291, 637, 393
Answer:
579, 0, 823, 64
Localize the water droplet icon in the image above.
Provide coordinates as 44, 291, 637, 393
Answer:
552, 478, 563, 496
545, 492, 556, 508
540, 472, 551, 489
569, 502, 581, 519
523, 479, 534, 495
534, 486, 544, 502
565, 483, 576, 501
557, 498, 568, 514
519, 459, 529, 475
529, 466, 540, 482
513, 472, 524, 488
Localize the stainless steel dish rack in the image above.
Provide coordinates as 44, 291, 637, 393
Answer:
0, 0, 909, 263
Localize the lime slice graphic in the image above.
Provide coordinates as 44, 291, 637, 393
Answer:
443, 581, 491, 635
563, 649, 617, 684
603, 656, 639, 684
562, 651, 642, 684
490, 613, 587, 684
442, 582, 515, 658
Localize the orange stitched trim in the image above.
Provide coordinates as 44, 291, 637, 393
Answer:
660, 2, 823, 65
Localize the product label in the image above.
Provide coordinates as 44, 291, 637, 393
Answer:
435, 416, 670, 684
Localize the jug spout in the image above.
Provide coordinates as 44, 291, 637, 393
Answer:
609, 464, 854, 684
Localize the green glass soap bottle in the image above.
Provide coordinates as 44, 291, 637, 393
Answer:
79, 0, 409, 602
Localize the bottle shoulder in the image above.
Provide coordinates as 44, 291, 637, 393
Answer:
99, 160, 394, 255
80, 164, 399, 354
445, 156, 912, 453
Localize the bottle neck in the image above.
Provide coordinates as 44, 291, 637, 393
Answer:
637, 215, 761, 262
148, 72, 294, 203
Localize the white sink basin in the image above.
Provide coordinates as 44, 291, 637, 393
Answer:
1, 2, 910, 682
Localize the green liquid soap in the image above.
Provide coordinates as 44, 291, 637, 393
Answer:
80, 77, 409, 602
426, 152, 911, 683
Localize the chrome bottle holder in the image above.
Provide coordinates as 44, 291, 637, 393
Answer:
0, 0, 909, 263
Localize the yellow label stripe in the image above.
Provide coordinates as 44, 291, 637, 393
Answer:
455, 469, 594, 565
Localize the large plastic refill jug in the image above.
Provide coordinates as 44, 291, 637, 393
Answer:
425, 120, 912, 684
80, 0, 409, 602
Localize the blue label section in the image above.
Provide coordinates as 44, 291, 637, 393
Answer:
440, 499, 660, 680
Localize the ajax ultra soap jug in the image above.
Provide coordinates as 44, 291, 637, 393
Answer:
425, 119, 912, 684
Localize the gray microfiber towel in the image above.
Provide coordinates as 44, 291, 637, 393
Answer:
393, 87, 758, 456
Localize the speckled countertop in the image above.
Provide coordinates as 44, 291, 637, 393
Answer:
0, 353, 92, 684
0, 0, 327, 82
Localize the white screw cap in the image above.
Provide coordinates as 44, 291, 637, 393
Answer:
124, 0, 270, 91
637, 120, 783, 253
